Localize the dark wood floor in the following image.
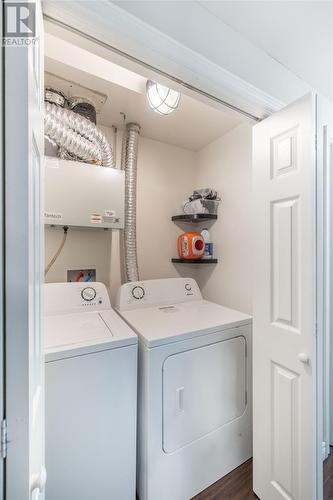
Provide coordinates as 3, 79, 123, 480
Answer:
192, 459, 257, 500
193, 451, 333, 500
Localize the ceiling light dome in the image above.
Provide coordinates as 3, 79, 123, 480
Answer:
146, 80, 180, 115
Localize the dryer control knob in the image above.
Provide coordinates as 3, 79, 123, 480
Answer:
81, 287, 96, 302
132, 286, 145, 300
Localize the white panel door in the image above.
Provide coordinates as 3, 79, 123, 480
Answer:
4, 1, 45, 499
253, 93, 318, 500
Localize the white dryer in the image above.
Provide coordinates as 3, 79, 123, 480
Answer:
44, 282, 137, 500
116, 278, 252, 500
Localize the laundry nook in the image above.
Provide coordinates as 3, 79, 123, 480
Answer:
41, 24, 256, 499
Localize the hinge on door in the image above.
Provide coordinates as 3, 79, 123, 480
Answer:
1, 420, 7, 459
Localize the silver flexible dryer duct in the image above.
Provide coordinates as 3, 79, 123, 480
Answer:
122, 123, 141, 282
44, 101, 115, 168
45, 110, 102, 164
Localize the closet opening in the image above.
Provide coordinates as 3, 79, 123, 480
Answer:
41, 15, 329, 500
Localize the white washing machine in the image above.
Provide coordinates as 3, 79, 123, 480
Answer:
116, 278, 252, 500
44, 282, 138, 500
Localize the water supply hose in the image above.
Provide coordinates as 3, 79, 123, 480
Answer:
45, 226, 69, 277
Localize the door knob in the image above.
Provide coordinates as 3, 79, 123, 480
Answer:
298, 353, 310, 364
31, 466, 47, 494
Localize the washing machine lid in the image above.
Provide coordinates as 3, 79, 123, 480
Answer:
118, 299, 252, 348
45, 309, 137, 362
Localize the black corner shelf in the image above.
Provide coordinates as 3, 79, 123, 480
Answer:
171, 214, 217, 223
172, 258, 218, 264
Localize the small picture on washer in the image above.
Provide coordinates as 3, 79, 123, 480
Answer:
67, 269, 96, 283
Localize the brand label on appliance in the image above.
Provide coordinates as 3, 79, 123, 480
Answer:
103, 209, 119, 224
90, 213, 102, 224
44, 211, 63, 220
105, 209, 116, 217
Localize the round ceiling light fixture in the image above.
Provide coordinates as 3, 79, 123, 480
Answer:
146, 80, 180, 115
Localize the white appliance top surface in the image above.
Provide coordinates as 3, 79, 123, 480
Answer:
118, 299, 252, 348
44, 282, 137, 361
116, 278, 251, 347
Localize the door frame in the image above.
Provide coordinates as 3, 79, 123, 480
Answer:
0, 3, 4, 499
3, 1, 44, 498
316, 97, 333, 468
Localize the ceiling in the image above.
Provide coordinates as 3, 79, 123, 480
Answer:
45, 44, 243, 152
114, 0, 333, 102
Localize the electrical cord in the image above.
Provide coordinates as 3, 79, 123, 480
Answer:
45, 226, 69, 277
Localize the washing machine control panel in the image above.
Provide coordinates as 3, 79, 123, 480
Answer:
44, 282, 111, 315
79, 285, 106, 308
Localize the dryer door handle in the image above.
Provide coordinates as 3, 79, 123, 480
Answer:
176, 386, 184, 413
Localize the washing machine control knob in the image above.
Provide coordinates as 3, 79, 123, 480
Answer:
132, 286, 145, 300
81, 286, 96, 302
185, 283, 192, 291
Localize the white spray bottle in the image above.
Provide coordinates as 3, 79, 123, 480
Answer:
201, 228, 213, 259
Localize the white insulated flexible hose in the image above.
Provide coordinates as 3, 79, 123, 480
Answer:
44, 101, 115, 168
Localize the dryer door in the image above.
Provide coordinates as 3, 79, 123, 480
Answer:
163, 335, 247, 453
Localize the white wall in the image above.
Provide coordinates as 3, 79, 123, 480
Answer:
113, 1, 332, 103
45, 226, 112, 285
198, 1, 333, 103
135, 135, 196, 283
45, 127, 196, 304
195, 123, 253, 315
45, 122, 254, 312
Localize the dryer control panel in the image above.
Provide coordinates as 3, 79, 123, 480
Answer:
45, 282, 111, 315
116, 278, 202, 311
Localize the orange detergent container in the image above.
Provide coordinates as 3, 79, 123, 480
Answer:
177, 231, 205, 259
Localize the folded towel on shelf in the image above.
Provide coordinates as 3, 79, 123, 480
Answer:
189, 188, 220, 201
182, 188, 221, 214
